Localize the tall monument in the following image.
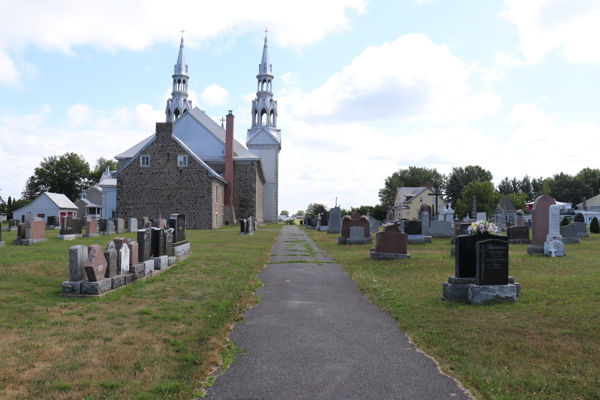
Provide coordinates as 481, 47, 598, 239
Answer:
246, 32, 282, 223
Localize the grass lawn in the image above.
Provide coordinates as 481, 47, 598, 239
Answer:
0, 226, 280, 400
306, 228, 600, 400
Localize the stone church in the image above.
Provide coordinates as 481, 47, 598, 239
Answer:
114, 34, 281, 229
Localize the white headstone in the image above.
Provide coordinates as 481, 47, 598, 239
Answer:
422, 211, 430, 235
118, 244, 130, 275
477, 212, 487, 221
544, 204, 564, 257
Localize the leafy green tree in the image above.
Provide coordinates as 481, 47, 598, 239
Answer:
10, 198, 31, 215
22, 153, 92, 202
296, 210, 304, 216
280, 210, 289, 216
561, 216, 570, 226
507, 192, 528, 212
454, 165, 493, 187
444, 170, 464, 209
378, 166, 445, 209
498, 177, 513, 195
531, 176, 545, 199
89, 157, 118, 184
590, 217, 600, 234
576, 168, 600, 197
455, 181, 502, 218
519, 175, 534, 201
543, 173, 593, 205
306, 203, 327, 217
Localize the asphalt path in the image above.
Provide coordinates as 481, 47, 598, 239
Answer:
206, 225, 472, 400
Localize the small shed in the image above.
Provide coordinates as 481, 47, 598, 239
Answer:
12, 192, 78, 224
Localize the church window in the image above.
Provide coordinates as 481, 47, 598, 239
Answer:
178, 155, 188, 167
141, 155, 150, 167
174, 108, 180, 119
260, 109, 267, 125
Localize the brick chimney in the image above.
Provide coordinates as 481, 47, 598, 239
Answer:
225, 111, 234, 206
424, 182, 432, 189
155, 122, 172, 144
223, 111, 236, 225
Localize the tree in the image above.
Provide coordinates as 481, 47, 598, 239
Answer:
544, 173, 593, 205
378, 166, 445, 209
531, 176, 545, 199
306, 203, 327, 217
507, 192, 528, 213
280, 210, 289, 216
89, 157, 119, 184
591, 217, 600, 234
576, 168, 600, 197
444, 170, 464, 210
519, 175, 534, 201
498, 177, 513, 195
454, 165, 493, 187
455, 181, 502, 218
296, 210, 305, 216
23, 153, 92, 201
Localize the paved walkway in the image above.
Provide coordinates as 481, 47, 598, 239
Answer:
207, 226, 472, 399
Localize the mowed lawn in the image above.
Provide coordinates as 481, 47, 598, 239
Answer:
0, 226, 280, 400
307, 228, 600, 400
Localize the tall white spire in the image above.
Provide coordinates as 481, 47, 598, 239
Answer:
259, 33, 272, 75
165, 32, 192, 122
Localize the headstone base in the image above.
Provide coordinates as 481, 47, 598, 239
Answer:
577, 232, 589, 237
319, 225, 329, 231
424, 236, 432, 243
562, 237, 580, 244
111, 275, 125, 289
443, 276, 519, 301
407, 235, 425, 244
168, 256, 176, 266
61, 281, 81, 294
327, 229, 341, 234
431, 232, 452, 238
124, 273, 136, 285
58, 234, 82, 240
82, 233, 100, 238
81, 279, 112, 295
240, 231, 254, 236
142, 260, 154, 274
129, 264, 145, 279
339, 236, 373, 245
370, 249, 411, 260
152, 256, 169, 270
12, 238, 48, 246
509, 239, 531, 245
527, 245, 545, 255
173, 243, 190, 257
100, 231, 116, 236
468, 284, 517, 304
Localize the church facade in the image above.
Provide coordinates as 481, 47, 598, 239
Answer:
114, 35, 278, 228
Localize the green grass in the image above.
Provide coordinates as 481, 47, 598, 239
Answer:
306, 227, 600, 400
0, 226, 280, 400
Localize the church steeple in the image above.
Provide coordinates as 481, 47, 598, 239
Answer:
166, 33, 192, 122
250, 31, 278, 129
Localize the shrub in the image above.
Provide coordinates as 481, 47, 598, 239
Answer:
561, 216, 570, 226
591, 217, 600, 233
284, 219, 295, 225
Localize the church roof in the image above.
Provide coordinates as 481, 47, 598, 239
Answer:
184, 107, 260, 160
115, 135, 154, 160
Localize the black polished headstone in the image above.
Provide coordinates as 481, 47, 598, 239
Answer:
404, 220, 422, 235
169, 214, 186, 244
574, 213, 585, 223
476, 239, 509, 285
163, 229, 173, 257
99, 218, 108, 232
456, 234, 508, 278
151, 228, 164, 257
60, 217, 74, 235
321, 214, 328, 225
508, 226, 529, 240
47, 216, 57, 226
137, 229, 151, 262
240, 219, 246, 233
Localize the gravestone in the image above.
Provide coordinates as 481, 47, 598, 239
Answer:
61, 217, 74, 235
404, 220, 422, 235
99, 218, 108, 232
574, 213, 584, 223
170, 214, 187, 245
347, 226, 369, 244
240, 219, 246, 234
128, 241, 139, 266
430, 220, 452, 237
151, 228, 165, 257
528, 195, 556, 254
72, 218, 83, 234
128, 218, 138, 232
84, 244, 108, 282
419, 205, 432, 227
368, 216, 379, 234
338, 217, 371, 244
137, 229, 151, 262
544, 204, 564, 257
328, 207, 341, 234
115, 218, 125, 232
508, 226, 530, 244
476, 212, 487, 222
118, 244, 130, 275
142, 217, 150, 228
456, 234, 508, 278
476, 239, 509, 285
370, 224, 410, 260
422, 212, 431, 236
386, 209, 393, 222
163, 229, 173, 257
516, 214, 525, 227
104, 242, 118, 277
86, 220, 97, 235
68, 245, 89, 282
47, 216, 57, 227
560, 223, 580, 244
574, 221, 588, 237
319, 213, 329, 231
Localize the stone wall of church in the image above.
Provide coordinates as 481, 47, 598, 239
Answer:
208, 161, 264, 224
117, 123, 224, 229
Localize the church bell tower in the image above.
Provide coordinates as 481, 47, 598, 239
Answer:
165, 34, 192, 122
246, 32, 282, 223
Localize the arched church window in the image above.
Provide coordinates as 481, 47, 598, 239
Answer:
270, 110, 275, 127
260, 109, 267, 125
174, 108, 180, 119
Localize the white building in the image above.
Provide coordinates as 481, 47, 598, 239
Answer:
12, 192, 78, 224
246, 35, 282, 223
75, 167, 117, 219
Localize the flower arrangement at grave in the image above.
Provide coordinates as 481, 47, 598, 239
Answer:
360, 215, 368, 221
467, 220, 498, 236
516, 209, 524, 216
342, 215, 351, 221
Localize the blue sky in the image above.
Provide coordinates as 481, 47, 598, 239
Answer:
1, 0, 600, 214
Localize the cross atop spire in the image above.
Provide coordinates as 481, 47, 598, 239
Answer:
220, 117, 226, 128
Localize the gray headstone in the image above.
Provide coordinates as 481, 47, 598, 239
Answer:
349, 226, 365, 240
476, 212, 487, 221
328, 207, 341, 233
68, 245, 88, 282
128, 218, 138, 231
560, 223, 578, 238
104, 242, 118, 277
430, 220, 452, 237
422, 212, 430, 236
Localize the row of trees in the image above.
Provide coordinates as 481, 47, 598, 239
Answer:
0, 195, 32, 220
22, 153, 117, 202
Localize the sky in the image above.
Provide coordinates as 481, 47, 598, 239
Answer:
1, 0, 600, 214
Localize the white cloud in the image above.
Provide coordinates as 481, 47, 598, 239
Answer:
0, 50, 38, 87
500, 0, 600, 64
285, 34, 502, 124
199, 84, 229, 107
